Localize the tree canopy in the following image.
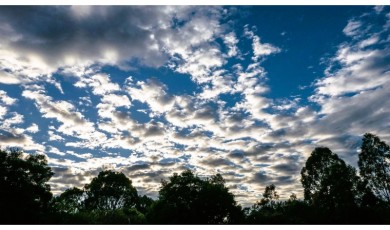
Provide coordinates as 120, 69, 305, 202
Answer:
358, 133, 390, 203
50, 170, 144, 224
84, 170, 138, 211
0, 148, 53, 224
300, 147, 359, 223
52, 187, 85, 214
149, 170, 243, 224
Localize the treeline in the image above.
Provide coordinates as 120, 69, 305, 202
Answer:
1, 133, 390, 224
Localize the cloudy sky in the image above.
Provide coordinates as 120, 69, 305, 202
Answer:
0, 5, 389, 206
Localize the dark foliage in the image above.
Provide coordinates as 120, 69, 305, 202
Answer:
359, 133, 390, 203
136, 195, 155, 214
300, 147, 360, 223
148, 170, 244, 224
0, 148, 53, 224
245, 184, 331, 224
52, 187, 85, 214
84, 170, 138, 211
50, 170, 143, 224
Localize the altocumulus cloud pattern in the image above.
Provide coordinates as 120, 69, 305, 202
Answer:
0, 6, 389, 206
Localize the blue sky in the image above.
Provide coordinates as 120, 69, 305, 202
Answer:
0, 5, 389, 206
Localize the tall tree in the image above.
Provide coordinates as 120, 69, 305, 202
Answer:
52, 187, 85, 214
301, 147, 359, 222
358, 133, 390, 203
84, 170, 138, 211
246, 184, 281, 224
136, 195, 154, 214
149, 170, 243, 224
259, 184, 279, 206
0, 148, 54, 224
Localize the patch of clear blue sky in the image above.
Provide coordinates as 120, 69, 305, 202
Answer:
241, 6, 371, 100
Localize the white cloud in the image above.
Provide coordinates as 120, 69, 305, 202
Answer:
315, 46, 390, 97
48, 146, 66, 156
75, 73, 120, 96
0, 106, 6, 119
78, 96, 92, 107
175, 47, 225, 83
48, 130, 64, 141
343, 20, 362, 37
67, 150, 93, 159
198, 70, 235, 99
2, 112, 24, 128
223, 32, 239, 57
22, 89, 86, 126
0, 90, 17, 105
374, 5, 384, 14
358, 35, 380, 48
26, 123, 39, 133
22, 87, 107, 149
96, 93, 131, 119
244, 25, 281, 61
0, 70, 22, 84
126, 78, 175, 115
252, 35, 281, 61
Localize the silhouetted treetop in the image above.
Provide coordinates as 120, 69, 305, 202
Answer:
150, 170, 243, 224
301, 147, 359, 213
359, 133, 390, 203
52, 187, 85, 214
0, 148, 53, 224
84, 170, 138, 211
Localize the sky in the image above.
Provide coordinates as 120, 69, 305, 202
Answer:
0, 5, 389, 206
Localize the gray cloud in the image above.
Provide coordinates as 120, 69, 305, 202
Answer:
141, 121, 165, 137
228, 150, 246, 159
0, 6, 172, 69
49, 166, 100, 193
0, 130, 26, 143
42, 101, 86, 125
273, 175, 296, 186
126, 163, 151, 172
252, 171, 272, 184
194, 106, 218, 121
252, 171, 296, 186
271, 163, 301, 174
201, 157, 235, 167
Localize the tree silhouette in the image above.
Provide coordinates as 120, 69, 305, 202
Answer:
358, 133, 390, 203
0, 148, 53, 224
50, 170, 147, 224
289, 193, 297, 201
52, 187, 85, 214
301, 147, 359, 223
246, 184, 296, 224
260, 184, 279, 206
84, 170, 138, 211
149, 170, 243, 224
136, 194, 154, 214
